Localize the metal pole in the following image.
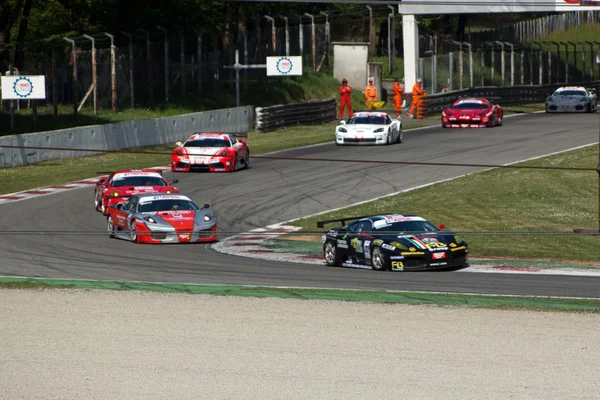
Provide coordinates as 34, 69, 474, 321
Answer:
569, 42, 577, 81
196, 26, 203, 92
299, 18, 304, 62
465, 42, 473, 88
82, 34, 97, 114
480, 47, 485, 86
366, 6, 374, 57
304, 13, 316, 73
235, 49, 240, 107
495, 41, 505, 86
175, 26, 185, 97
138, 29, 154, 107
449, 51, 454, 91
157, 26, 169, 102
279, 16, 289, 56
458, 42, 463, 89
121, 32, 135, 109
561, 42, 569, 83
104, 33, 117, 112
63, 37, 78, 115
319, 11, 329, 67
264, 15, 275, 55
8, 49, 15, 132
387, 14, 392, 74
51, 46, 58, 120
31, 48, 37, 123
586, 41, 594, 80
551, 41, 560, 82
505, 42, 515, 86
388, 5, 395, 73
243, 30, 248, 90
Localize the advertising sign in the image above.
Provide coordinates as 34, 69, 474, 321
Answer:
266, 56, 303, 76
1, 75, 46, 100
399, 0, 600, 14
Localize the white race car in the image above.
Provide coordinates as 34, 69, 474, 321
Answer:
545, 86, 597, 113
335, 112, 402, 145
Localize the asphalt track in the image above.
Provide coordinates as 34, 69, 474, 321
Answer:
1, 112, 599, 298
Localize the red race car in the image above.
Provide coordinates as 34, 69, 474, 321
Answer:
106, 193, 216, 244
171, 132, 250, 172
441, 98, 503, 128
94, 169, 179, 215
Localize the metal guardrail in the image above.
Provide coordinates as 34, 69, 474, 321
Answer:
255, 97, 337, 133
420, 80, 600, 116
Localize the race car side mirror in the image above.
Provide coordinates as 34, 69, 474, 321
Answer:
203, 203, 210, 209
175, 141, 183, 147
439, 223, 445, 230
114, 203, 123, 210
339, 121, 346, 125
96, 178, 106, 185
172, 179, 179, 184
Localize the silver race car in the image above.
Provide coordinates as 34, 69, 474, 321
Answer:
336, 112, 403, 145
545, 86, 597, 113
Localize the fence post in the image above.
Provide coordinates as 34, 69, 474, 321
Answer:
299, 18, 304, 63
279, 16, 289, 56
31, 48, 37, 124
388, 5, 395, 73
319, 11, 330, 68
465, 42, 473, 88
366, 6, 374, 57
243, 30, 248, 90
520, 46, 525, 85
121, 32, 135, 109
157, 26, 169, 102
587, 41, 594, 80
175, 26, 185, 98
561, 42, 568, 83
458, 42, 463, 89
63, 37, 78, 115
480, 47, 485, 86
528, 44, 533, 85
51, 46, 58, 120
82, 34, 97, 114
505, 42, 514, 86
546, 42, 552, 84
569, 42, 577, 82
264, 15, 276, 55
495, 41, 505, 86
303, 13, 316, 73
104, 33, 117, 112
448, 51, 453, 91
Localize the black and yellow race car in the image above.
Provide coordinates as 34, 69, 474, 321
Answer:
318, 214, 469, 272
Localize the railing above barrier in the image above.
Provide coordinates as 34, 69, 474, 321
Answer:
256, 98, 337, 133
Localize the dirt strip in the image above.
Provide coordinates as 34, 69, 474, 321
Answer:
1, 289, 599, 400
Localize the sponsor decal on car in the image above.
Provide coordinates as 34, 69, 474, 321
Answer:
450, 245, 468, 252
401, 251, 425, 256
432, 252, 447, 260
390, 256, 405, 260
337, 239, 348, 249
391, 261, 404, 271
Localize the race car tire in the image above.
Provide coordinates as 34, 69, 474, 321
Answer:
496, 116, 503, 126
95, 198, 101, 212
245, 153, 250, 169
586, 103, 593, 113
324, 241, 342, 266
397, 131, 403, 143
107, 215, 117, 238
371, 246, 387, 271
130, 221, 139, 243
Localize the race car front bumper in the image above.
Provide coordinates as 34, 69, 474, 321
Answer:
136, 222, 217, 244
336, 134, 388, 145
545, 104, 588, 112
171, 156, 235, 172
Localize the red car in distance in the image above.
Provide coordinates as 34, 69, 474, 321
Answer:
94, 169, 179, 215
441, 98, 504, 128
171, 132, 250, 172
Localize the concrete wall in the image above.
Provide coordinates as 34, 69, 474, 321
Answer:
332, 43, 369, 92
0, 106, 254, 168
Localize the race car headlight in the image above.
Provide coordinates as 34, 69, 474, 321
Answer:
203, 214, 212, 222
373, 128, 384, 133
580, 98, 590, 102
174, 148, 185, 156
111, 192, 119, 197
143, 216, 157, 223
338, 127, 347, 133
390, 241, 408, 250
166, 190, 171, 194
454, 235, 466, 244
546, 97, 553, 103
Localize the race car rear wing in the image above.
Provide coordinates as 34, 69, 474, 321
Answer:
316, 214, 396, 228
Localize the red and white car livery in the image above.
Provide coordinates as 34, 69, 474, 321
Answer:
545, 86, 597, 113
94, 169, 179, 215
106, 193, 217, 244
171, 132, 250, 172
441, 98, 503, 128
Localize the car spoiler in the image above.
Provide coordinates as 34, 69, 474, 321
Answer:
316, 213, 396, 229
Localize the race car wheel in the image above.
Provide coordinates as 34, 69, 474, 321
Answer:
244, 153, 250, 169
130, 221, 139, 243
397, 131, 403, 143
324, 241, 342, 266
371, 246, 387, 271
496, 116, 503, 126
386, 133, 392, 146
95, 198, 100, 212
107, 216, 117, 238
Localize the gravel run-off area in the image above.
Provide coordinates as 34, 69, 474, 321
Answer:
1, 288, 599, 400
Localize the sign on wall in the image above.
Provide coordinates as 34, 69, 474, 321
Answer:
1, 75, 46, 100
398, 0, 600, 14
266, 57, 302, 76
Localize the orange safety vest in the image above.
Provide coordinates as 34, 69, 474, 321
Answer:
364, 84, 377, 101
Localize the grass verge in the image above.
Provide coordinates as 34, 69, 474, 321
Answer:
1, 277, 598, 312
286, 145, 600, 265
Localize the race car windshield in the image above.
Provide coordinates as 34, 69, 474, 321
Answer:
111, 176, 166, 187
375, 220, 439, 234
184, 139, 230, 148
138, 199, 200, 212
554, 90, 586, 96
348, 116, 388, 125
452, 102, 487, 109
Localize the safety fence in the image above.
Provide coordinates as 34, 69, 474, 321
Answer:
255, 97, 337, 133
418, 80, 600, 117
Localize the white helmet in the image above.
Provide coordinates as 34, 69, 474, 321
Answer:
417, 78, 422, 83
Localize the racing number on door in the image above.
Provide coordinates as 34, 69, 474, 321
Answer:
391, 261, 404, 271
